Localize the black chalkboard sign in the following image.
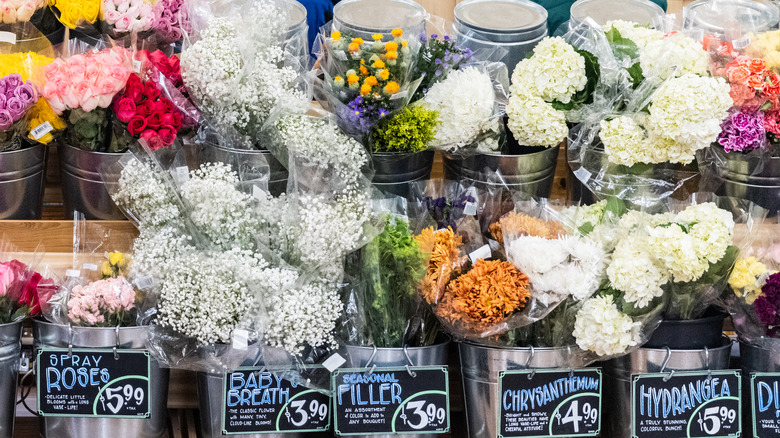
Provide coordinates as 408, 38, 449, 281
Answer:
36, 348, 151, 418
332, 366, 450, 435
497, 369, 602, 438
750, 372, 780, 437
221, 367, 330, 434
632, 370, 741, 438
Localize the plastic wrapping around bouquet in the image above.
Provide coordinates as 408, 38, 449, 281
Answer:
453, 0, 548, 72
711, 154, 780, 217
370, 150, 435, 197
569, 0, 665, 27
0, 21, 61, 56
740, 338, 780, 437
458, 342, 574, 438
58, 143, 126, 220
442, 145, 559, 199
32, 320, 170, 438
568, 144, 701, 206
332, 0, 427, 39
642, 309, 728, 350
0, 322, 22, 438
683, 0, 780, 34
282, 0, 309, 66
0, 143, 47, 220
343, 335, 450, 438
601, 338, 732, 438
209, 144, 288, 197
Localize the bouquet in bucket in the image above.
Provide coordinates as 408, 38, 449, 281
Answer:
180, 0, 309, 149
41, 43, 132, 152
0, 242, 57, 324
0, 73, 40, 152
0, 0, 46, 23
48, 0, 100, 29
99, 0, 157, 37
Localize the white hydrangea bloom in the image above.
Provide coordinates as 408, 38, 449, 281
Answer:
573, 295, 642, 356
180, 163, 260, 250
648, 225, 710, 283
423, 66, 500, 152
506, 94, 568, 147
675, 203, 735, 265
639, 34, 710, 80
511, 37, 587, 103
600, 116, 654, 166
608, 237, 668, 307
605, 20, 663, 49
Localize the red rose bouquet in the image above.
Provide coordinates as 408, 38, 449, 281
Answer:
110, 73, 182, 151
0, 259, 58, 323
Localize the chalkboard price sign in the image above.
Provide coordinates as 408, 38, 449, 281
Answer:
750, 372, 780, 437
36, 348, 151, 418
497, 369, 602, 438
333, 366, 450, 435
632, 370, 741, 438
221, 367, 330, 434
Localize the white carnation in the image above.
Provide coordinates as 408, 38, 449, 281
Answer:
574, 295, 642, 356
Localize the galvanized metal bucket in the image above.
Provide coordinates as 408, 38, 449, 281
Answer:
58, 143, 125, 220
443, 145, 559, 199
569, 0, 665, 27
0, 144, 47, 219
683, 0, 780, 34
32, 320, 170, 438
209, 145, 287, 197
453, 0, 548, 72
0, 321, 22, 437
713, 154, 780, 216
332, 0, 427, 40
739, 338, 780, 438
198, 372, 306, 438
458, 342, 575, 438
343, 336, 451, 438
602, 339, 732, 438
371, 150, 435, 197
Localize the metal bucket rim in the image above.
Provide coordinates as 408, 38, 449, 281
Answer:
458, 340, 575, 352
454, 0, 548, 33
452, 28, 547, 46
0, 142, 45, 158
60, 142, 127, 158
346, 334, 452, 353
639, 336, 732, 354
372, 150, 435, 159
444, 144, 560, 160
33, 319, 147, 335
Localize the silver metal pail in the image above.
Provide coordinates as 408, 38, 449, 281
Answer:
332, 0, 427, 41
0, 144, 46, 219
458, 342, 573, 438
715, 155, 780, 216
0, 321, 22, 437
210, 145, 288, 197
58, 143, 125, 220
343, 335, 451, 438
371, 150, 435, 197
443, 145, 559, 199
602, 338, 732, 438
197, 371, 306, 438
739, 338, 780, 438
32, 320, 170, 438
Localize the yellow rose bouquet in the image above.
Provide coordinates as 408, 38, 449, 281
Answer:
48, 0, 99, 29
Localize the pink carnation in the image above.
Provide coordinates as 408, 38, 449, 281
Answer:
66, 276, 136, 327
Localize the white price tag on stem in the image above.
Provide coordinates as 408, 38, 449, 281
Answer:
463, 201, 477, 216
469, 244, 491, 264
174, 166, 189, 184
82, 263, 98, 271
252, 185, 264, 200
232, 329, 249, 350
322, 353, 346, 372
0, 31, 16, 45
65, 269, 81, 278
30, 121, 53, 140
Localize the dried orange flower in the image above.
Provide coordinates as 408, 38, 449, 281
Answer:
490, 212, 566, 244
441, 259, 530, 333
416, 227, 465, 304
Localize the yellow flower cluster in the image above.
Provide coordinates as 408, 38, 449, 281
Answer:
49, 0, 99, 28
746, 31, 780, 72
27, 100, 66, 144
102, 251, 132, 279
331, 28, 408, 99
728, 256, 772, 304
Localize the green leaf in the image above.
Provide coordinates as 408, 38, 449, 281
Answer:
578, 222, 595, 236
604, 196, 627, 218
605, 27, 640, 60
627, 62, 644, 88
550, 48, 601, 111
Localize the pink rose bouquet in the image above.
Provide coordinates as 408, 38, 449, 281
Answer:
0, 260, 57, 324
41, 47, 132, 152
66, 276, 136, 326
151, 0, 183, 43
99, 0, 156, 36
0, 73, 39, 152
0, 0, 46, 23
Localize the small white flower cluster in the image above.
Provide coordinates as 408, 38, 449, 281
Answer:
113, 158, 181, 231
423, 66, 501, 153
263, 282, 343, 353
180, 162, 260, 250
181, 1, 306, 146
560, 200, 608, 229
600, 74, 732, 166
132, 226, 194, 280
606, 203, 734, 307
275, 114, 368, 182
604, 20, 663, 50
507, 235, 606, 301
506, 37, 587, 147
639, 34, 710, 80
573, 295, 642, 356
